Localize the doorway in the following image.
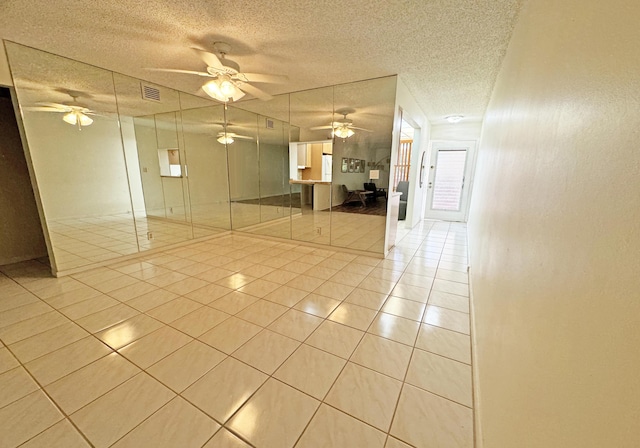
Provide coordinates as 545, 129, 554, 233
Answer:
424, 140, 477, 222
0, 87, 48, 265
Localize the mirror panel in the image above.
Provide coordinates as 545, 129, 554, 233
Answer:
180, 103, 232, 235
226, 106, 260, 229
6, 42, 139, 272
330, 77, 396, 253
113, 74, 194, 251
256, 115, 290, 238
289, 86, 334, 246
6, 38, 396, 276
233, 94, 292, 239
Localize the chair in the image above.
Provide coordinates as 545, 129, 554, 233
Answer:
363, 183, 386, 201
396, 181, 409, 220
341, 185, 360, 205
341, 185, 370, 206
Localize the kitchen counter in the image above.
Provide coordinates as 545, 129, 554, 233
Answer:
289, 179, 331, 210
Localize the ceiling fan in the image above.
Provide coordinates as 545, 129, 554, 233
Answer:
147, 42, 288, 103
310, 108, 372, 139
204, 120, 253, 144
216, 129, 253, 145
23, 93, 102, 129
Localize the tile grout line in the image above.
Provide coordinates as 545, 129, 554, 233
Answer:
1, 223, 471, 448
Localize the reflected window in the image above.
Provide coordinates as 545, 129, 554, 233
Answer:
158, 149, 182, 177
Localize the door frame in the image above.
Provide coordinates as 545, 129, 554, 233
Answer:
424, 140, 478, 222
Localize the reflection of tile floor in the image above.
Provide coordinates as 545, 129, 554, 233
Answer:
49, 203, 386, 272
0, 220, 472, 447
48, 214, 225, 272
242, 208, 386, 253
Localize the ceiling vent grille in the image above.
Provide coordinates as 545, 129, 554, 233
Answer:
141, 83, 161, 102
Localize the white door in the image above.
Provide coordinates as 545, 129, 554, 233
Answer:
424, 141, 477, 222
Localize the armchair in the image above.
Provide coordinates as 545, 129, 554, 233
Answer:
396, 181, 409, 220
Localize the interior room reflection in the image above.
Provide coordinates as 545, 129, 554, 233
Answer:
7, 43, 140, 273
228, 94, 292, 240
7, 41, 398, 277
329, 78, 396, 253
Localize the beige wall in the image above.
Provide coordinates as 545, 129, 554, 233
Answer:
0, 94, 47, 265
468, 1, 640, 447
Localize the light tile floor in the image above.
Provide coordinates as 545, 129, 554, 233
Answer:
0, 220, 473, 448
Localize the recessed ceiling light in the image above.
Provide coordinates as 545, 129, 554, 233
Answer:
446, 115, 464, 123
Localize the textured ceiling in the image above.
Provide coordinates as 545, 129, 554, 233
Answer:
0, 0, 522, 125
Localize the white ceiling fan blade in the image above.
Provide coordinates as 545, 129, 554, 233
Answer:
24, 106, 66, 112
350, 126, 373, 132
36, 102, 71, 109
230, 133, 254, 140
190, 47, 224, 70
240, 73, 288, 84
231, 87, 246, 102
145, 68, 213, 77
309, 125, 334, 130
237, 83, 273, 101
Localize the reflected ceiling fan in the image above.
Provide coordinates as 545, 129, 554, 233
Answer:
147, 42, 288, 103
310, 108, 372, 139
216, 129, 253, 145
204, 121, 253, 144
23, 92, 102, 129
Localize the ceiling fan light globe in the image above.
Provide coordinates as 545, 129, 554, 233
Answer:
62, 111, 78, 125
219, 78, 236, 97
202, 80, 227, 102
333, 127, 354, 138
78, 113, 93, 126
216, 133, 234, 144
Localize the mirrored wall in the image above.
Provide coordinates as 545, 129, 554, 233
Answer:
6, 41, 396, 275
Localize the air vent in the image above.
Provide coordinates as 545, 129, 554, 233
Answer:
141, 83, 161, 102
265, 118, 275, 129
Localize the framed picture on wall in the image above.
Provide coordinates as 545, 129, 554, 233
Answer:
348, 158, 355, 172
353, 159, 361, 173
359, 160, 365, 173
341, 158, 348, 173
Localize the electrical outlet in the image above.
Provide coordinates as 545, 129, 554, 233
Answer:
169, 207, 173, 214
316, 227, 322, 235
147, 232, 153, 240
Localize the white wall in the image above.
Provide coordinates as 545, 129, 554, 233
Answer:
228, 139, 259, 201
260, 143, 287, 198
24, 112, 134, 220
119, 116, 146, 214
468, 1, 640, 447
393, 77, 431, 227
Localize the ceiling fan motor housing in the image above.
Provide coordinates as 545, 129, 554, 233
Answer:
207, 59, 239, 76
